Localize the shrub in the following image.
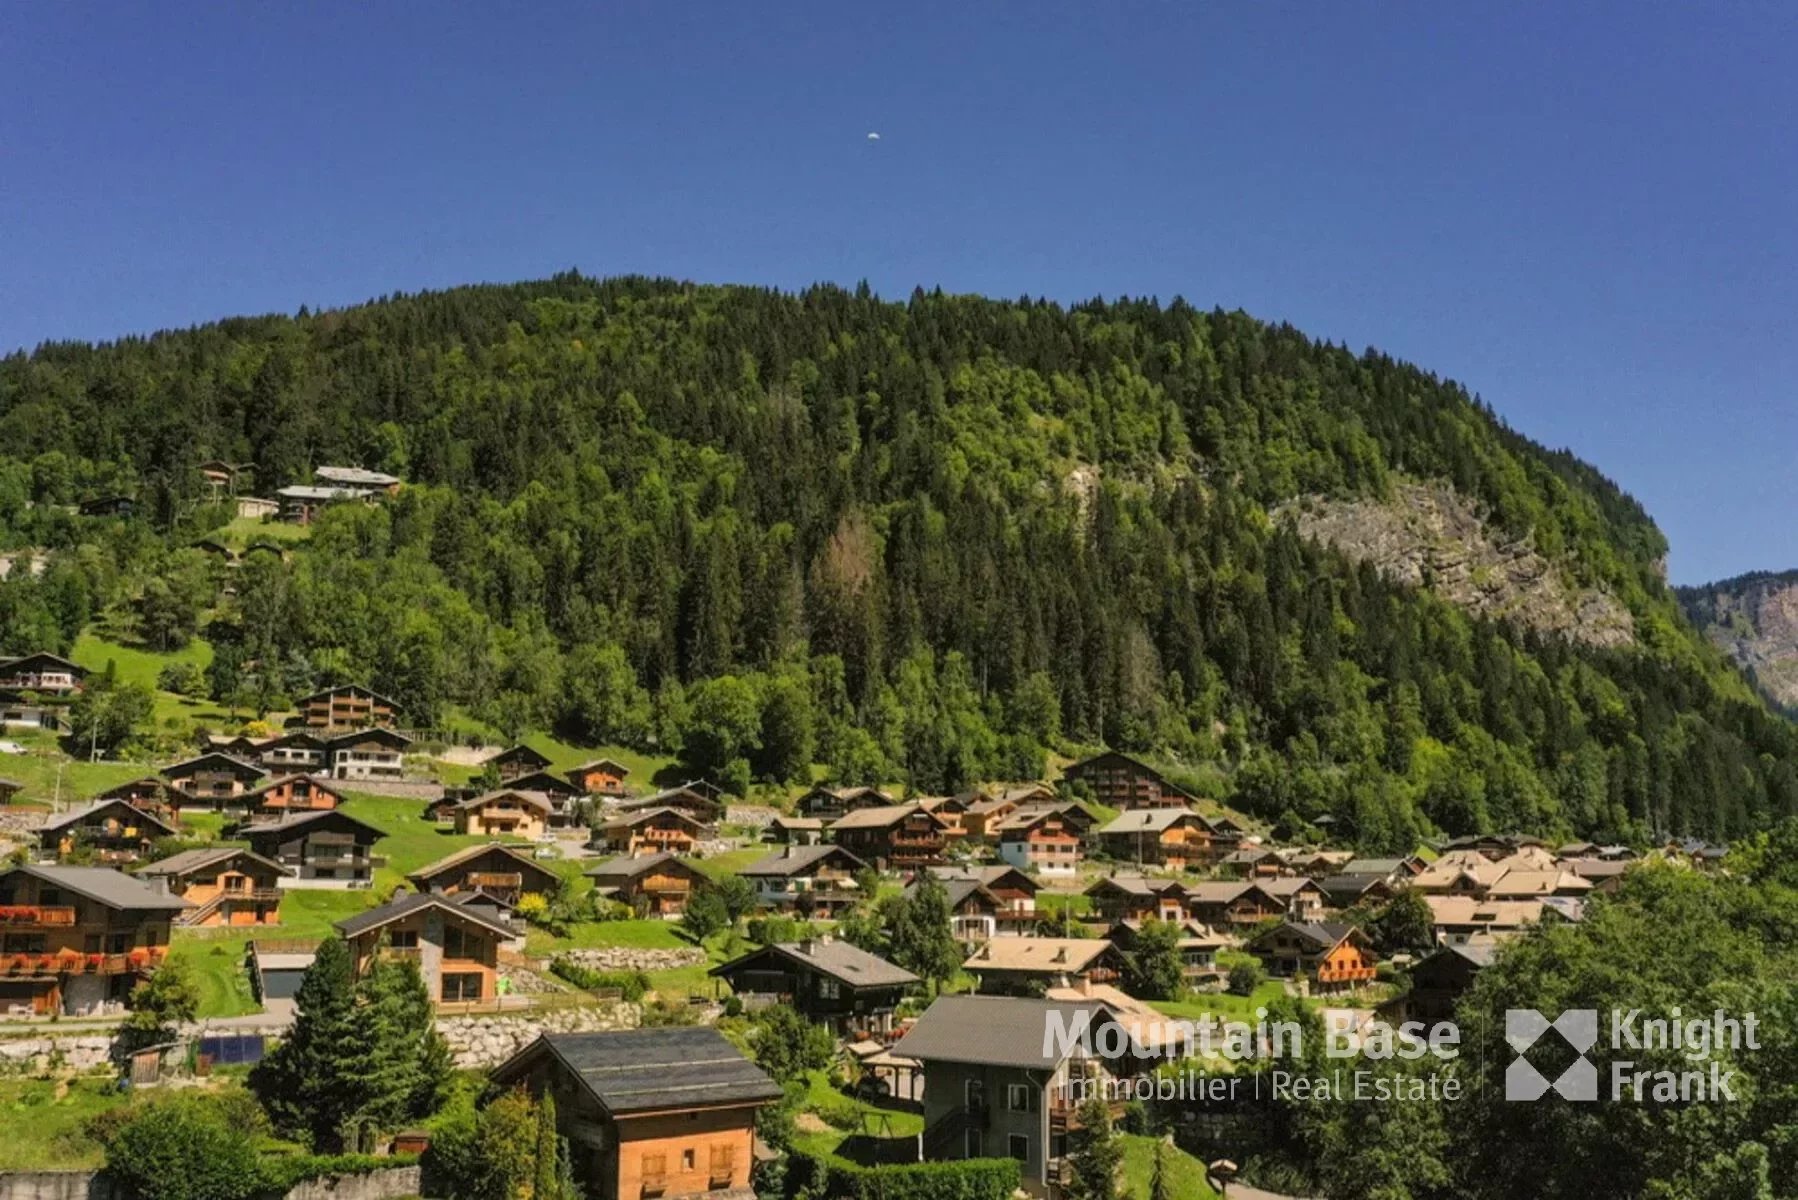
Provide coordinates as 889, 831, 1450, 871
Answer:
789, 1150, 1021, 1200
1227, 960, 1266, 996
97, 1091, 270, 1200
548, 958, 650, 1001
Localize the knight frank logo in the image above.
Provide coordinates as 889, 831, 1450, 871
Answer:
1504, 1009, 1599, 1101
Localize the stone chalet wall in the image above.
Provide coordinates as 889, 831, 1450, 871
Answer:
0, 1168, 419, 1200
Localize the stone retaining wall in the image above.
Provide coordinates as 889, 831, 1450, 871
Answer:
0, 1167, 418, 1200
439, 1003, 640, 1067
552, 947, 707, 971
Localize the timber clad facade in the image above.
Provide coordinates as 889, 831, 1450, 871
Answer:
0, 653, 86, 694
452, 790, 550, 839
337, 893, 509, 1007
296, 685, 400, 730
409, 843, 560, 906
584, 853, 706, 917
139, 848, 286, 927
1060, 751, 1194, 810
711, 938, 917, 1036
162, 753, 267, 805
0, 866, 185, 1017
994, 808, 1083, 877
243, 810, 384, 887
594, 808, 703, 857
240, 774, 344, 820
567, 759, 631, 796
489, 1029, 780, 1200
827, 804, 947, 870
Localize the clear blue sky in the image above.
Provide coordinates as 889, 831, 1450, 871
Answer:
3, 2, 1793, 585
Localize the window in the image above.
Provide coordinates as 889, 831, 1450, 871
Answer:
681, 1150, 695, 1171
389, 929, 420, 949
441, 972, 483, 1002
1008, 1134, 1029, 1162
816, 976, 840, 1000
1006, 1083, 1036, 1113
444, 925, 476, 958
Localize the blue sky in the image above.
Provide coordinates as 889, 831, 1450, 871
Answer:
2, 2, 1793, 584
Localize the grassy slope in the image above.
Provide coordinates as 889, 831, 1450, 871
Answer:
1119, 1134, 1219, 1200
0, 1077, 138, 1169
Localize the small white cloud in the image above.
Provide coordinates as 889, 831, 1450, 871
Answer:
867, 132, 881, 141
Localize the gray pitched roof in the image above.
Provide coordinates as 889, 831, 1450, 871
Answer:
408, 842, 557, 885
241, 808, 385, 838
138, 847, 290, 878
0, 865, 189, 911
494, 1028, 781, 1115
583, 851, 702, 883
715, 939, 919, 989
39, 798, 179, 836
893, 995, 1111, 1069
334, 891, 516, 939
737, 844, 867, 876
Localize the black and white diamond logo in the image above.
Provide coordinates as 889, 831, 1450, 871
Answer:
1505, 1008, 1599, 1101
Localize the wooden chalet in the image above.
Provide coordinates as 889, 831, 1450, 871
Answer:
37, 799, 179, 863
498, 770, 587, 829
1106, 918, 1227, 985
239, 774, 345, 821
993, 805, 1084, 878
94, 778, 181, 826
567, 758, 631, 797
138, 848, 288, 927
712, 937, 918, 1036
1218, 846, 1288, 878
0, 690, 61, 732
961, 784, 1059, 841
323, 727, 410, 782
0, 865, 186, 1016
295, 684, 400, 730
486, 744, 553, 782
336, 892, 513, 1006
765, 815, 825, 845
1182, 881, 1287, 929
963, 937, 1127, 996
584, 852, 707, 917
161, 752, 267, 806
242, 809, 385, 887
1258, 876, 1330, 922
923, 865, 1040, 941
489, 1029, 780, 1200
1060, 750, 1195, 810
408, 842, 560, 905
616, 784, 724, 826
737, 844, 866, 917
1317, 873, 1395, 910
797, 784, 894, 821
1386, 938, 1498, 1024
826, 803, 948, 870
451, 790, 551, 840
592, 807, 704, 857
1084, 876, 1191, 925
0, 653, 86, 694
1247, 921, 1378, 993
1096, 808, 1215, 869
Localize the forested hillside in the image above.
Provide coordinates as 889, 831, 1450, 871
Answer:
1, 275, 1793, 846
1679, 569, 1798, 714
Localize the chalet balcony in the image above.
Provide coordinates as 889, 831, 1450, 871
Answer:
1317, 965, 1378, 985
1047, 1090, 1129, 1133
466, 872, 524, 891
222, 888, 284, 904
0, 945, 167, 976
0, 905, 78, 928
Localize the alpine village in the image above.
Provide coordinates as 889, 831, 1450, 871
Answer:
0, 279, 1794, 1200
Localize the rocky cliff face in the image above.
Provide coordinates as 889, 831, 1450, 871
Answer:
1284, 478, 1636, 648
1678, 570, 1798, 711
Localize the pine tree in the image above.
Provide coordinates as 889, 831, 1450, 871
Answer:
355, 949, 452, 1136
1150, 1139, 1175, 1200
251, 937, 369, 1149
1065, 1092, 1122, 1200
531, 1093, 560, 1200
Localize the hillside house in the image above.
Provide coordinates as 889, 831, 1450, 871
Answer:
1422, 896, 1559, 944
243, 809, 384, 888
452, 790, 551, 840
1341, 855, 1428, 882
592, 807, 703, 857
584, 852, 708, 917
0, 690, 61, 731
737, 844, 867, 918
408, 843, 560, 905
993, 805, 1084, 878
313, 465, 403, 496
1182, 881, 1287, 929
1060, 751, 1195, 810
1317, 873, 1395, 910
1259, 876, 1330, 921
923, 865, 1040, 940
963, 937, 1126, 996
1084, 877, 1190, 925
567, 758, 631, 797
616, 785, 724, 826
497, 770, 588, 829
295, 684, 400, 730
489, 1028, 780, 1200
336, 892, 512, 1007
1096, 809, 1215, 869
797, 784, 893, 821
161, 753, 268, 807
486, 744, 552, 782
239, 774, 345, 821
895, 995, 1138, 1196
37, 799, 179, 863
1387, 938, 1498, 1024
0, 653, 86, 694
826, 803, 948, 870
766, 815, 825, 845
138, 848, 287, 927
94, 778, 181, 826
1219, 846, 1287, 878
712, 937, 919, 1036
1247, 922, 1378, 993
1105, 918, 1227, 985
324, 727, 411, 782
0, 865, 186, 1017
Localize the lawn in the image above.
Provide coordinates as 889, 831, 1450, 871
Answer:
0, 1076, 138, 1170
214, 516, 311, 550
70, 631, 213, 691
1148, 980, 1292, 1023
1119, 1134, 1218, 1200
167, 935, 260, 1018
694, 846, 768, 879
789, 1067, 924, 1162
0, 732, 150, 804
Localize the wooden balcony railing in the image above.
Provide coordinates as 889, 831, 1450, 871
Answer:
0, 905, 78, 927
1317, 965, 1378, 984
0, 945, 166, 975
467, 873, 524, 890
223, 888, 284, 904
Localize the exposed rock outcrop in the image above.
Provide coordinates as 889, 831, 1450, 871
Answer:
1284, 478, 1635, 648
1678, 570, 1798, 710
